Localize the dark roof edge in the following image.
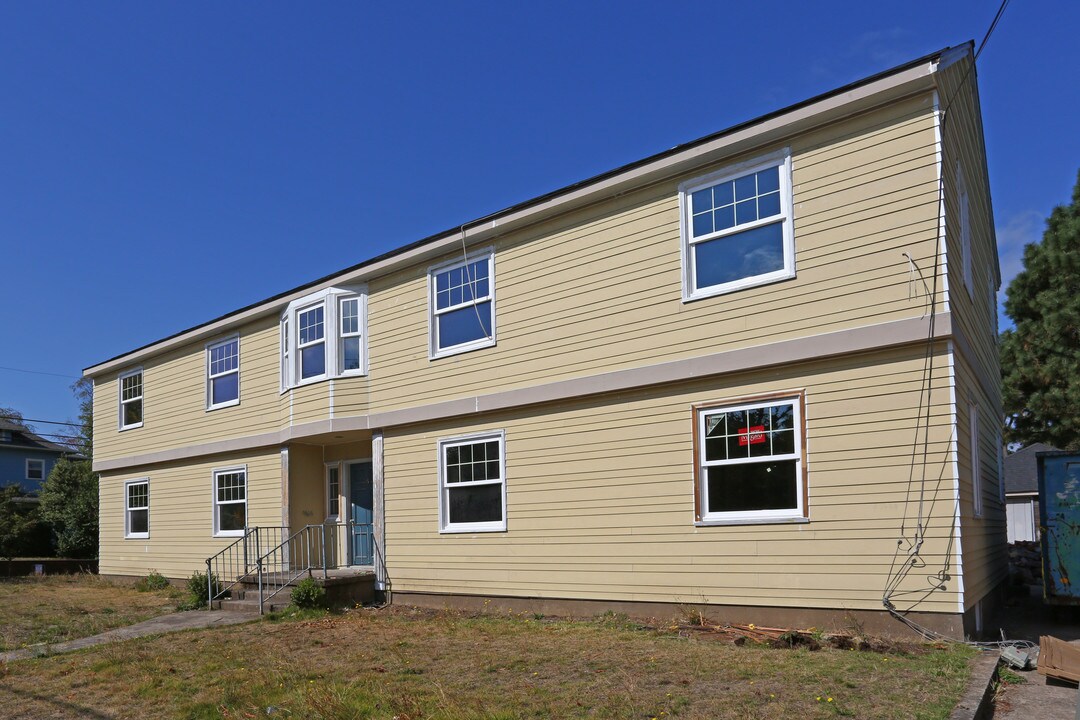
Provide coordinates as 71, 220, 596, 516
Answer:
85, 44, 955, 374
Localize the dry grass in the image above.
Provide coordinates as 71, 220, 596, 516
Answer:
0, 605, 976, 719
0, 573, 182, 652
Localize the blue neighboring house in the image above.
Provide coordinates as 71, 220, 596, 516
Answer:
0, 418, 82, 496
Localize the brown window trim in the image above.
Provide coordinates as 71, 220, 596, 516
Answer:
692, 389, 808, 524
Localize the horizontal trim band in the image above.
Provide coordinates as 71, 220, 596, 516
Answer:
94, 313, 952, 472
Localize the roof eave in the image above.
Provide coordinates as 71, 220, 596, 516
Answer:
84, 46, 951, 379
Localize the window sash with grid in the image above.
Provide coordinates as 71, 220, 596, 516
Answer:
207, 338, 239, 408
326, 464, 340, 518
120, 371, 143, 428
297, 304, 326, 380
126, 481, 149, 537
339, 297, 362, 373
698, 398, 802, 522
441, 436, 504, 531
432, 257, 493, 354
214, 470, 247, 535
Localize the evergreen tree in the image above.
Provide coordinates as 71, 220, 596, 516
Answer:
1000, 170, 1080, 449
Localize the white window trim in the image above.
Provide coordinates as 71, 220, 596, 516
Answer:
969, 401, 983, 518
679, 148, 796, 302
205, 335, 241, 411
428, 250, 497, 360
337, 295, 367, 377
212, 465, 248, 538
280, 285, 367, 390
296, 301, 328, 384
325, 461, 341, 521
996, 429, 1005, 505
25, 458, 44, 481
118, 367, 144, 431
124, 478, 150, 539
957, 161, 972, 298
695, 395, 807, 525
437, 429, 507, 534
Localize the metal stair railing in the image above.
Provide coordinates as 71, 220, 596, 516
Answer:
205, 526, 290, 607
255, 524, 329, 614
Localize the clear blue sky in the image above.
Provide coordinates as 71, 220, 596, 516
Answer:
2, 1, 1077, 436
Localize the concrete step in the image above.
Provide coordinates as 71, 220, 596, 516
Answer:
212, 597, 288, 613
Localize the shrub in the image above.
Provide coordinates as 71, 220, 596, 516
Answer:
134, 570, 171, 592
290, 577, 326, 609
182, 570, 221, 609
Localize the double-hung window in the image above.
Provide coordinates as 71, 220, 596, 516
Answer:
206, 336, 240, 410
695, 395, 806, 524
280, 286, 366, 389
680, 150, 795, 301
969, 401, 982, 518
119, 368, 143, 430
26, 459, 44, 482
339, 297, 363, 374
430, 253, 495, 358
125, 479, 149, 539
438, 431, 506, 532
213, 467, 247, 537
298, 304, 326, 381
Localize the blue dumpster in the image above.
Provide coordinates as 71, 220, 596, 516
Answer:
1037, 451, 1080, 605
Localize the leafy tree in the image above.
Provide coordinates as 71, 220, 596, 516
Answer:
38, 379, 99, 558
1000, 170, 1080, 449
39, 459, 98, 558
0, 486, 41, 573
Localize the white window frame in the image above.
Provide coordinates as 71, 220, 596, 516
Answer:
118, 367, 144, 431
969, 401, 983, 518
296, 301, 327, 383
280, 286, 367, 390
996, 429, 1005, 505
695, 395, 807, 525
212, 465, 248, 538
679, 148, 795, 302
337, 295, 366, 376
437, 430, 507, 533
428, 251, 497, 360
124, 478, 149, 539
205, 335, 241, 411
25, 459, 44, 481
0, 429, 12, 442
957, 161, 972, 298
325, 461, 341, 520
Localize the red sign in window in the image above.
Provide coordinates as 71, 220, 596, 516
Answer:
738, 425, 767, 446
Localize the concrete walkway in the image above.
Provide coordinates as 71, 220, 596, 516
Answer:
0, 609, 257, 663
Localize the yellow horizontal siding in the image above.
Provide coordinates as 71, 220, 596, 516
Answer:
383, 345, 962, 613
98, 448, 282, 579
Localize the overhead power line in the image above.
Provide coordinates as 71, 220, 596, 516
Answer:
0, 365, 80, 380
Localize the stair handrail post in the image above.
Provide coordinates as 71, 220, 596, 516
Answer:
321, 524, 327, 579
257, 557, 264, 616
206, 558, 213, 609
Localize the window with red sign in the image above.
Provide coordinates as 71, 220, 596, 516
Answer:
695, 395, 806, 524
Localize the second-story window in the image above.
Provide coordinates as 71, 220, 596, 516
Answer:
680, 149, 795, 301
280, 286, 366, 389
429, 253, 496, 358
298, 304, 326, 380
339, 297, 363, 374
119, 368, 143, 430
206, 336, 240, 410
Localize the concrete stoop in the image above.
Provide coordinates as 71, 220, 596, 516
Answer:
213, 569, 377, 612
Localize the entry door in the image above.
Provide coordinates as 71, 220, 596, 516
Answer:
349, 461, 374, 566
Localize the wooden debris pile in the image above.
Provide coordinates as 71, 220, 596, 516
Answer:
1037, 635, 1080, 685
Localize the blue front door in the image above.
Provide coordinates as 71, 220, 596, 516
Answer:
349, 462, 374, 566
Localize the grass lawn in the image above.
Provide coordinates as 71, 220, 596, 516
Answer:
0, 573, 183, 652
0, 605, 976, 720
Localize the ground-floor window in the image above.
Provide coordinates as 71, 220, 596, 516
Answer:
213, 466, 247, 537
125, 479, 149, 539
694, 393, 807, 524
438, 431, 506, 533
